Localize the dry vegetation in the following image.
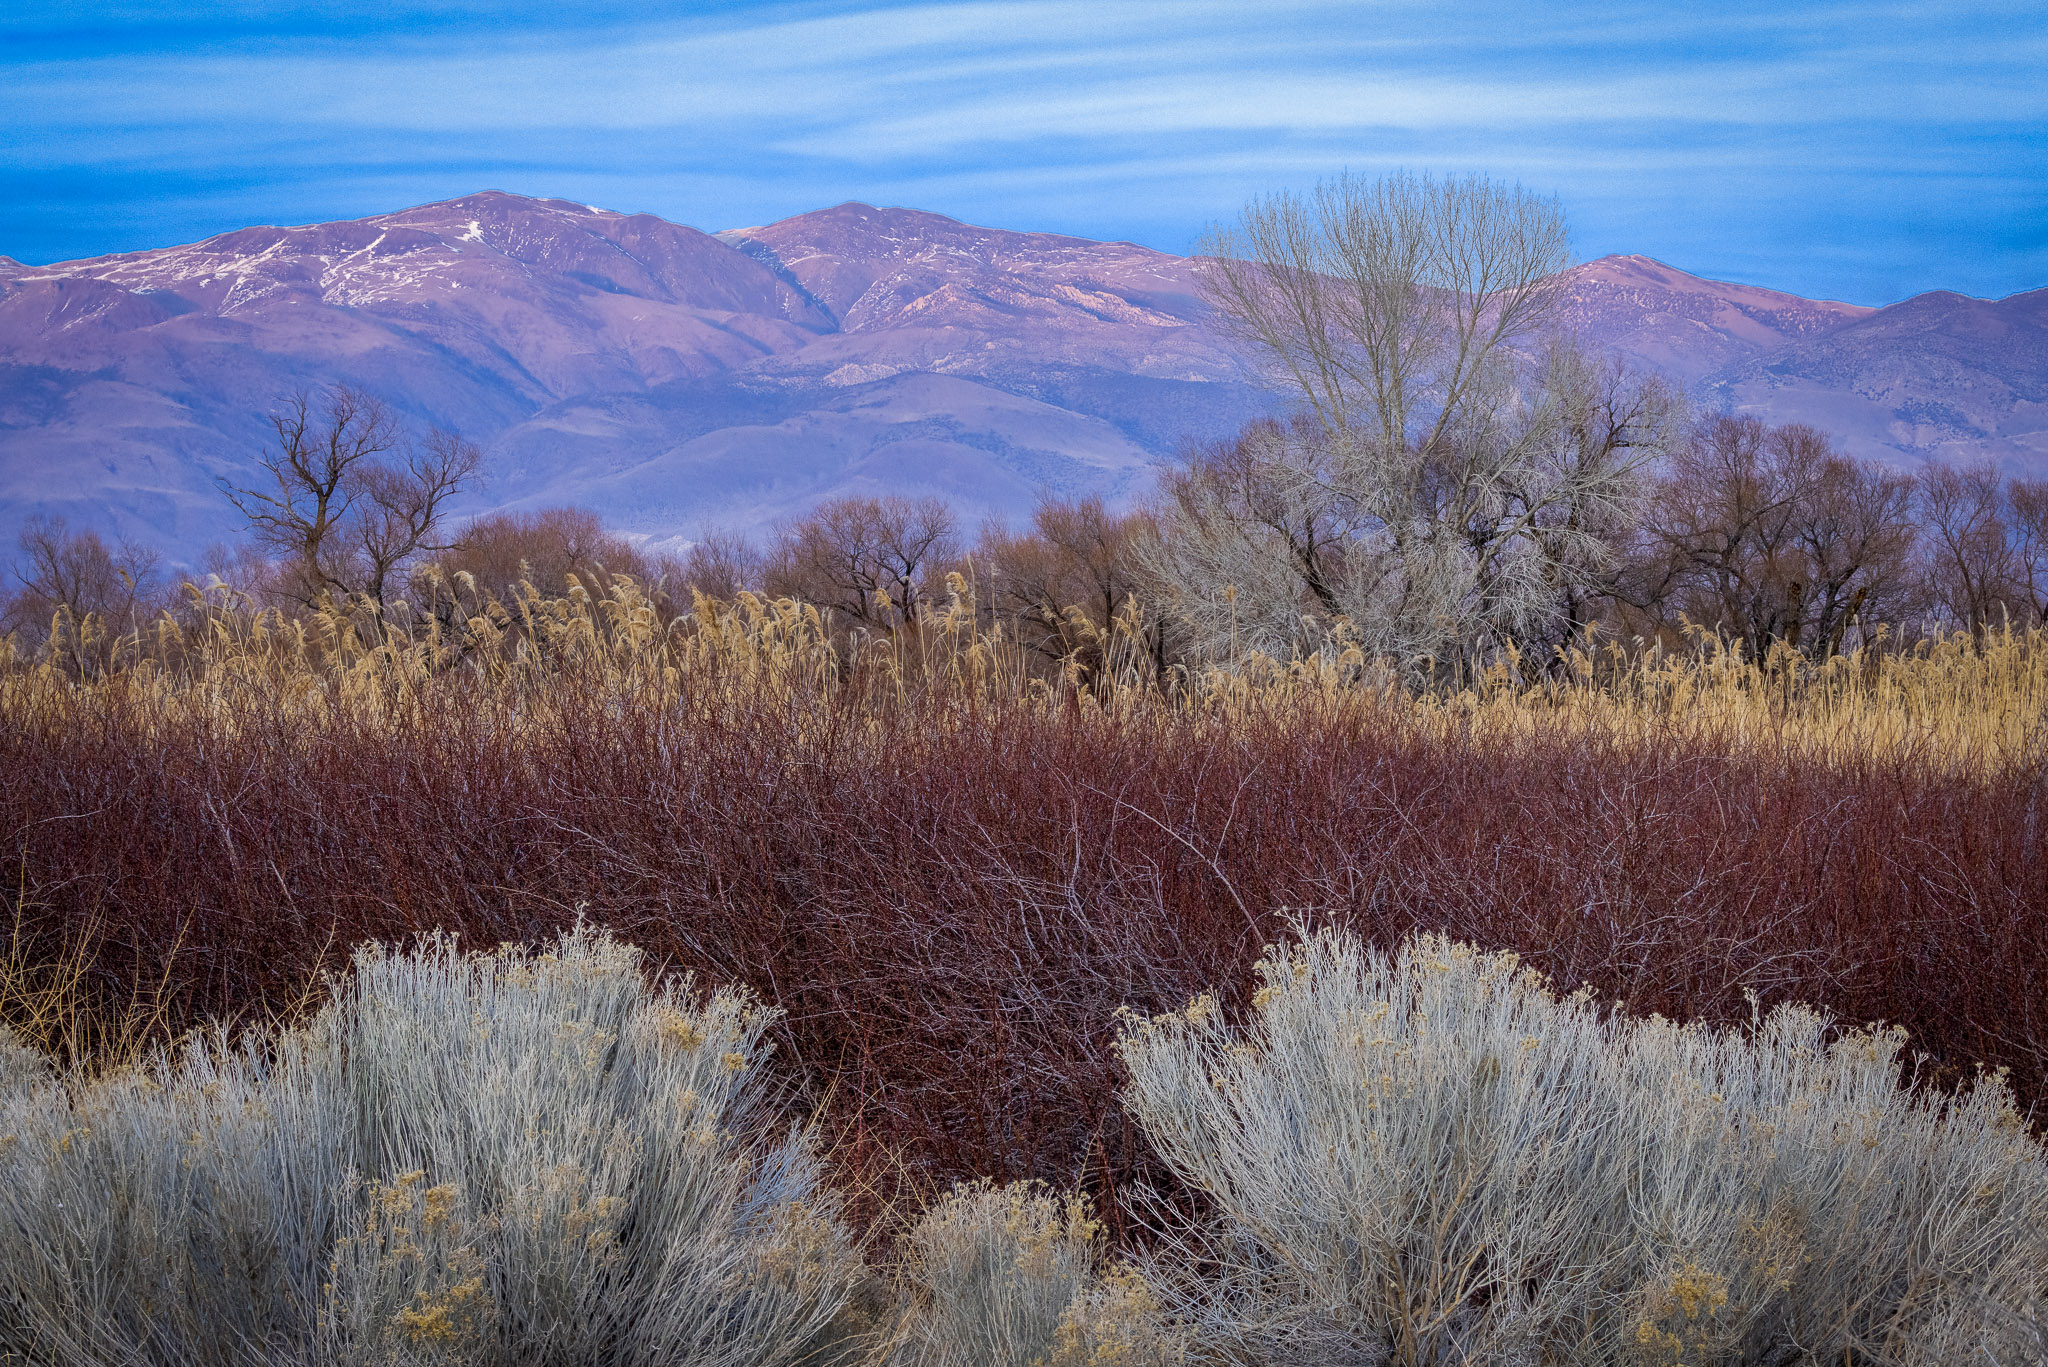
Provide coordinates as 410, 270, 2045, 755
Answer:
1, 918, 2041, 1365
2, 548, 2047, 1364
4, 578, 2046, 1155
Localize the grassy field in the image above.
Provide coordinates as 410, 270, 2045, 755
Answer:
4, 584, 2047, 1361
5, 587, 2046, 1181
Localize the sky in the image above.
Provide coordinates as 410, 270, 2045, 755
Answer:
2, 0, 2044, 306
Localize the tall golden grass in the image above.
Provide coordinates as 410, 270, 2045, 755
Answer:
4, 575, 2047, 1206
9, 574, 2048, 772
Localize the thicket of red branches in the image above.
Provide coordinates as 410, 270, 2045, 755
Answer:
4, 672, 2044, 1224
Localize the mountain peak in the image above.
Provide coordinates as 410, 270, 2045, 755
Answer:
1578, 252, 1683, 275
1556, 253, 1874, 385
723, 201, 1184, 329
382, 190, 623, 225
2, 195, 2043, 566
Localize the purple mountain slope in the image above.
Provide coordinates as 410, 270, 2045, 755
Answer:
2, 193, 2043, 563
0, 194, 1264, 559
1553, 256, 2048, 469
1707, 287, 2048, 471
1554, 254, 1874, 386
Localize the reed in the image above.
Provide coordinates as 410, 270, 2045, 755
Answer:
3, 580, 2045, 1211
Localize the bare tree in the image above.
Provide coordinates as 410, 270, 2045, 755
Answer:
764, 496, 958, 630
1791, 449, 1921, 655
221, 387, 392, 602
676, 531, 763, 601
2006, 477, 2048, 626
221, 387, 479, 611
1917, 461, 2028, 640
3, 517, 165, 650
1149, 172, 1674, 674
977, 494, 1166, 680
1617, 417, 1917, 659
351, 429, 483, 607
447, 506, 651, 600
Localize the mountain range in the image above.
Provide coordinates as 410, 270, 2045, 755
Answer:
2, 192, 2043, 562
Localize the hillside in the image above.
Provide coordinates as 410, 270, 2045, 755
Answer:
1709, 286, 2048, 471
2, 193, 2043, 560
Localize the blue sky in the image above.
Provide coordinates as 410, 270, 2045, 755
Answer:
3, 0, 2043, 305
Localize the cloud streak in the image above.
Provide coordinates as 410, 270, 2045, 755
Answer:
3, 0, 2044, 303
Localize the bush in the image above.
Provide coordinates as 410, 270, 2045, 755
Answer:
895, 1181, 1100, 1367
6, 590, 2048, 1214
0, 925, 862, 1367
1118, 928, 2048, 1366
891, 1180, 1180, 1367
0, 918, 2041, 1367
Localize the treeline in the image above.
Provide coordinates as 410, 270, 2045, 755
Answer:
5, 170, 2045, 684
4, 402, 2045, 687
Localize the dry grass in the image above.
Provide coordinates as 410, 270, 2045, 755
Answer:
0, 900, 187, 1074
17, 576, 2048, 767
2, 580, 2046, 1217
1448, 627, 2048, 774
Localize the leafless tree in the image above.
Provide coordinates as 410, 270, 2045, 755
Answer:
447, 506, 651, 600
976, 494, 1167, 681
676, 531, 764, 601
1790, 450, 1921, 654
2006, 477, 2048, 626
764, 496, 958, 630
221, 387, 480, 611
1149, 171, 1674, 675
3, 517, 166, 649
1917, 461, 2032, 640
351, 429, 483, 606
1616, 416, 1917, 659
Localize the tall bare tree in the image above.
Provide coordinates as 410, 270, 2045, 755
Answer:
351, 429, 483, 607
221, 387, 479, 612
1147, 172, 1674, 674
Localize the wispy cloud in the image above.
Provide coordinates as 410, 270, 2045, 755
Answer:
2, 0, 2043, 303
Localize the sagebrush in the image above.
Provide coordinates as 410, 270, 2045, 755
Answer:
0, 925, 861, 1367
1120, 929, 2048, 1366
3, 925, 2042, 1365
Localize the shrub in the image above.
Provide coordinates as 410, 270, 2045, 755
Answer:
892, 1180, 1180, 1367
0, 1023, 50, 1092
895, 1181, 1101, 1367
5, 588, 2048, 1214
0, 925, 861, 1367
1117, 928, 2048, 1366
